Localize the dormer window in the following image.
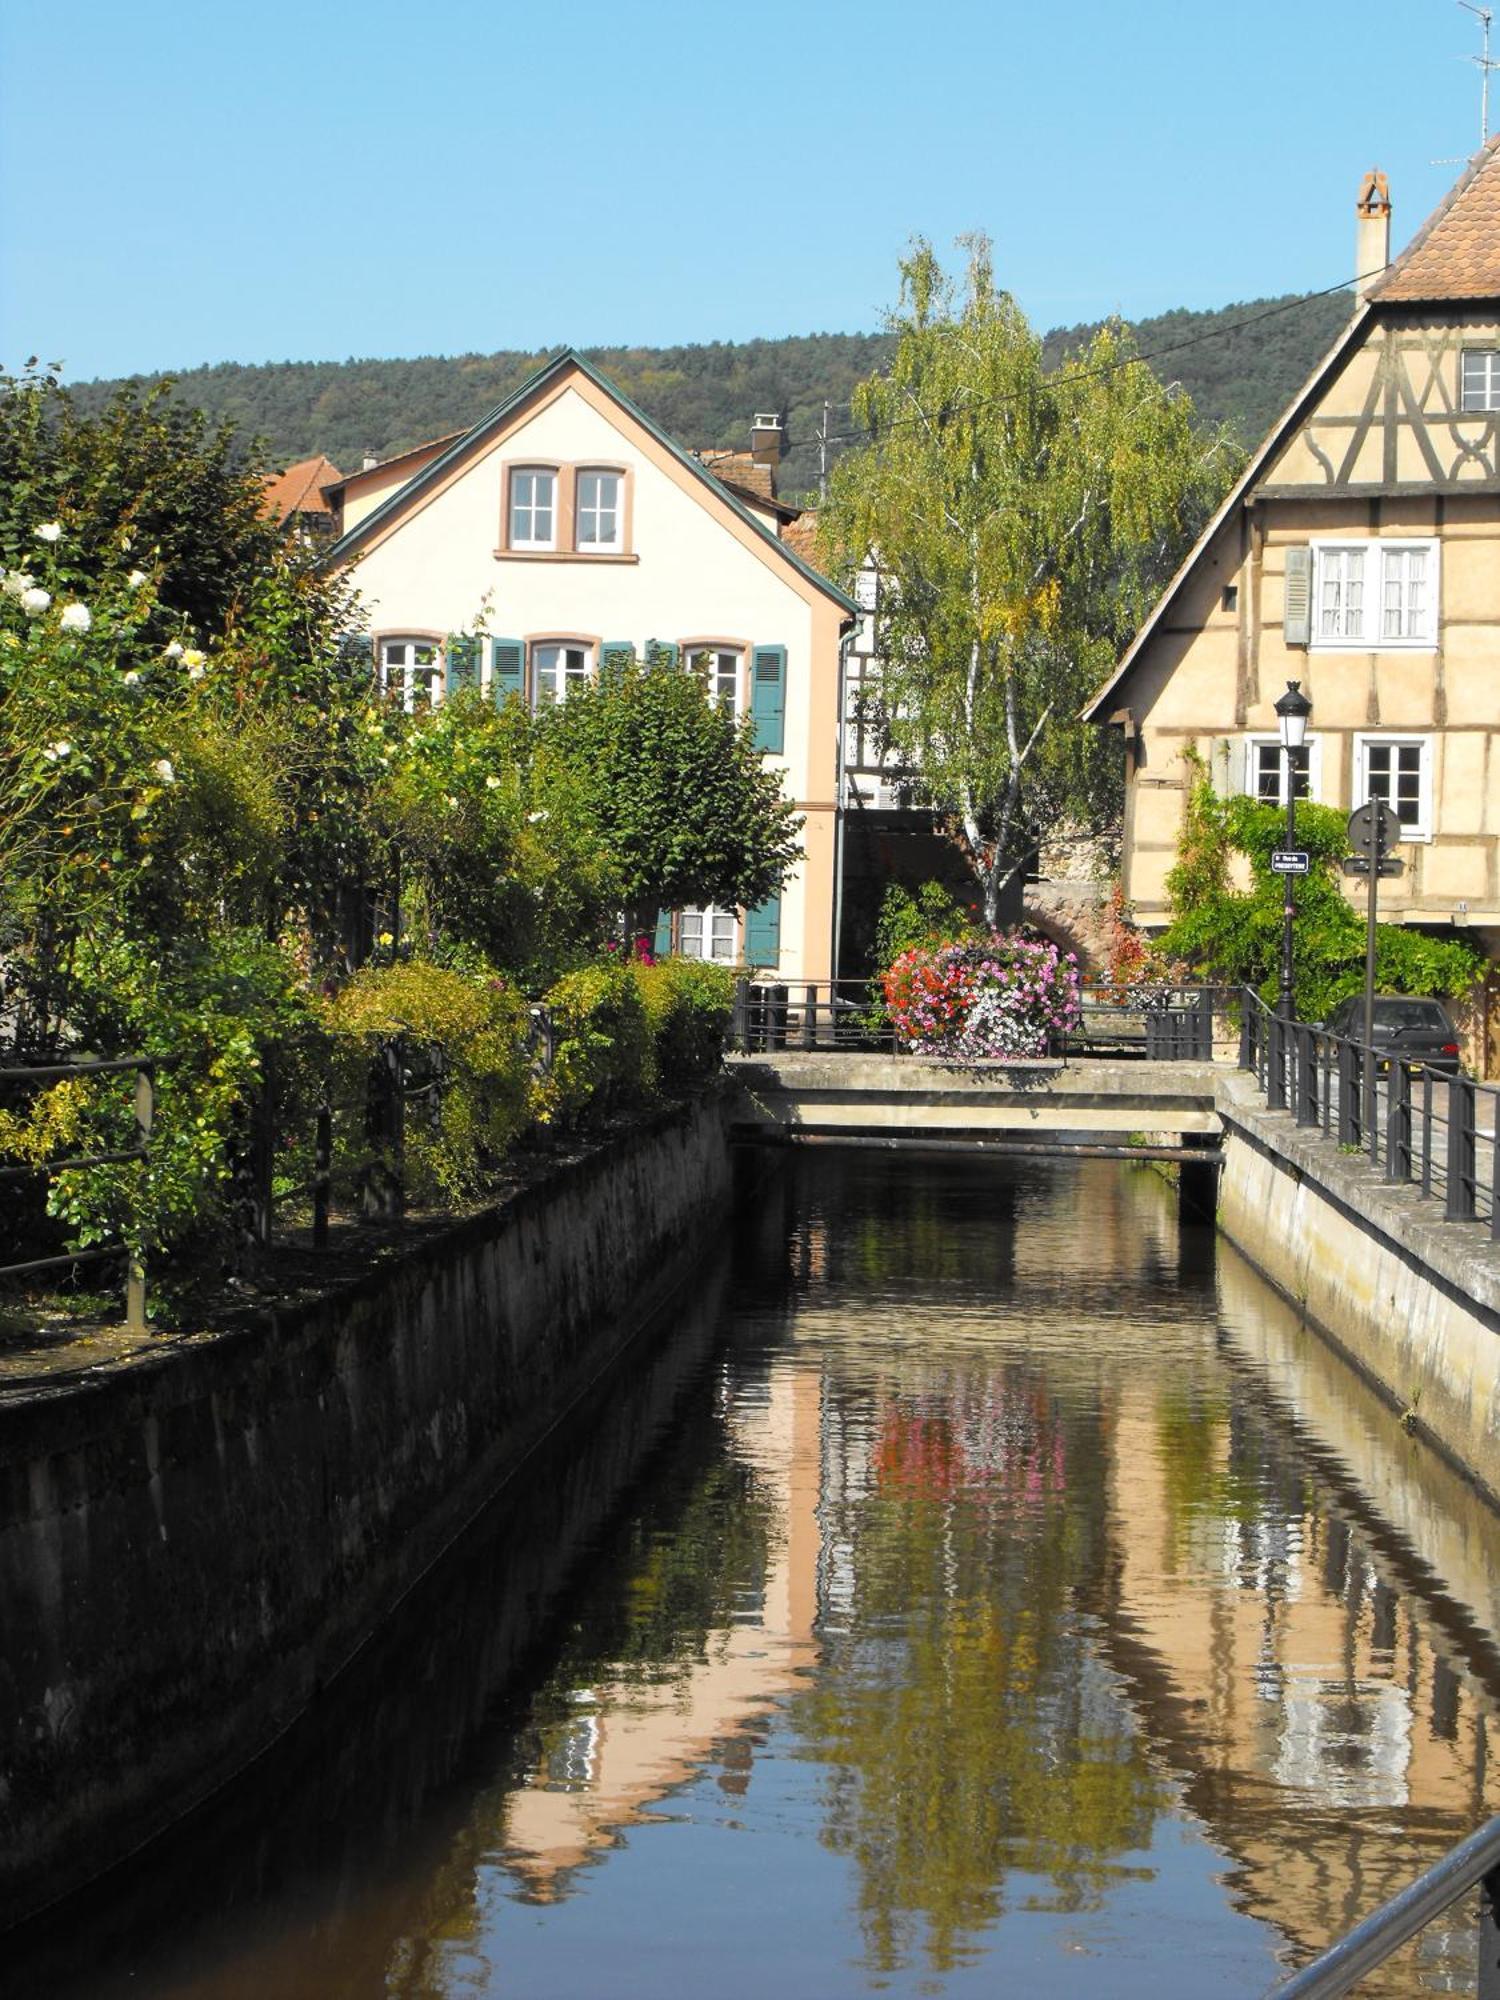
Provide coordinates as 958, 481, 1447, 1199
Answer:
1461, 349, 1500, 411
509, 468, 556, 549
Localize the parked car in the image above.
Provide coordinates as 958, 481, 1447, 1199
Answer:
1322, 995, 1463, 1073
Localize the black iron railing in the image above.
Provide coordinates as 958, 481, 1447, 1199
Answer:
1238, 988, 1499, 1235
1263, 1811, 1500, 1997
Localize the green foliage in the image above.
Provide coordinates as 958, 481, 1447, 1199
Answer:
874, 880, 984, 967
632, 957, 736, 1089
537, 648, 802, 937
820, 238, 1242, 924
325, 958, 532, 1201
1160, 785, 1485, 1021
542, 961, 656, 1122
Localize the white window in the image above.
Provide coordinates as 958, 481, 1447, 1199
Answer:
689, 646, 742, 718
380, 637, 442, 712
509, 468, 555, 549
1245, 735, 1321, 806
1355, 734, 1432, 840
1461, 349, 1500, 412
576, 470, 621, 550
532, 642, 590, 708
679, 905, 737, 962
1312, 540, 1438, 649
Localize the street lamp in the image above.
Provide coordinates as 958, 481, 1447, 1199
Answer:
1274, 679, 1313, 1021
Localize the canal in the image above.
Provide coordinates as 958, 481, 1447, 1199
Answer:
13, 1149, 1500, 1997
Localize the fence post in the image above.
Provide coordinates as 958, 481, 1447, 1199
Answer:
1421, 1068, 1435, 1197
1479, 1862, 1500, 2000
732, 978, 750, 1052
1294, 1026, 1319, 1127
123, 1062, 154, 1334
1338, 1042, 1360, 1146
1197, 987, 1214, 1061
1387, 1062, 1412, 1183
802, 984, 817, 1050
1447, 1074, 1477, 1223
363, 1036, 406, 1221
1267, 1016, 1287, 1111
313, 1101, 332, 1249
1238, 1001, 1252, 1073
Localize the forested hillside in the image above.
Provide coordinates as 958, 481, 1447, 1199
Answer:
69, 288, 1352, 501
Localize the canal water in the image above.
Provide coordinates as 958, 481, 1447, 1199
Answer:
14, 1150, 1500, 1998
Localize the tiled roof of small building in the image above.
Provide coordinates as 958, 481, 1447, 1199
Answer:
1371, 131, 1500, 301
262, 454, 344, 522
780, 513, 822, 566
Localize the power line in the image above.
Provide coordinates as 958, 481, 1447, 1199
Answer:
819, 268, 1376, 451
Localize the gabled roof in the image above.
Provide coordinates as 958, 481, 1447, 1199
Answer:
262, 453, 344, 522
323, 348, 857, 614
1370, 131, 1500, 302
321, 430, 465, 502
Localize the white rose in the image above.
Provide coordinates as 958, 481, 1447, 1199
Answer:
35, 522, 61, 544
20, 587, 52, 615
123, 670, 142, 687
43, 740, 71, 762
152, 758, 175, 784
181, 647, 206, 669
2, 569, 34, 599
187, 664, 205, 682
164, 641, 184, 660
59, 603, 91, 633
126, 570, 148, 589
484, 774, 500, 789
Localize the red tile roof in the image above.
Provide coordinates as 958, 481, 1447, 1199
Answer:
1372, 132, 1500, 301
262, 454, 344, 523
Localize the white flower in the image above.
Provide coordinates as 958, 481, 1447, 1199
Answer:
152, 758, 175, 784
43, 740, 71, 762
123, 670, 141, 687
484, 774, 500, 789
2, 569, 34, 599
445, 794, 459, 809
187, 663, 205, 682
126, 570, 148, 590
20, 587, 51, 615
164, 641, 184, 660
181, 647, 206, 669
35, 522, 61, 544
527, 809, 549, 823
59, 603, 91, 633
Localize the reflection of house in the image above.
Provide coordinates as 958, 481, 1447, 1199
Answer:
1087, 145, 1500, 997
322, 355, 857, 983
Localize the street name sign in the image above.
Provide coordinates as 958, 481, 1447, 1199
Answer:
1270, 850, 1310, 874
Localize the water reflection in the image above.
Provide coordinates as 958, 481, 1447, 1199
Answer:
14, 1151, 1500, 1998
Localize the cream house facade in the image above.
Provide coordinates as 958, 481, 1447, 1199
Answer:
324, 352, 855, 982
1087, 143, 1500, 1000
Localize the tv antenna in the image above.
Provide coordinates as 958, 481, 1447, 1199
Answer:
1458, 0, 1498, 144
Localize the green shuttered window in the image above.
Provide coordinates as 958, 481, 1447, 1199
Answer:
653, 909, 673, 956
445, 635, 480, 695
744, 894, 781, 968
601, 641, 635, 675
491, 639, 525, 707
750, 645, 786, 753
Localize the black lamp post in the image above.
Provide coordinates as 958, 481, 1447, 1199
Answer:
1274, 679, 1312, 1021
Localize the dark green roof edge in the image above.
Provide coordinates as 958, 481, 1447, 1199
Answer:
323, 346, 859, 615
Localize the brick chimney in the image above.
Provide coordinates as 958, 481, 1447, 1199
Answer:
1355, 169, 1391, 302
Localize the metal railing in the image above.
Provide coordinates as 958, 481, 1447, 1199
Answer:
1263, 1811, 1500, 1997
1239, 989, 1500, 1234
726, 976, 1233, 1062
0, 1055, 156, 1330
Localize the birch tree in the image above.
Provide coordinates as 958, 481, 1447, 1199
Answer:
822, 238, 1239, 926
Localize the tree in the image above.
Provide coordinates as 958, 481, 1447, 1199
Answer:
821, 238, 1241, 926
536, 648, 803, 942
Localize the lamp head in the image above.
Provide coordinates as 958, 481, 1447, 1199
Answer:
1275, 679, 1312, 750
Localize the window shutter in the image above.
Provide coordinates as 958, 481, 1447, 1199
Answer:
645, 639, 679, 667
600, 641, 635, 676
491, 639, 525, 707
653, 909, 673, 956
744, 894, 781, 968
1283, 548, 1312, 647
446, 634, 480, 696
338, 633, 374, 674
750, 646, 787, 753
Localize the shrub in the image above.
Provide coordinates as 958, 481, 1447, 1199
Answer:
632, 957, 736, 1090
874, 880, 984, 968
543, 960, 655, 1122
325, 958, 532, 1201
882, 933, 1082, 1061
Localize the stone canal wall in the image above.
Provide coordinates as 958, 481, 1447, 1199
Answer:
1216, 1069, 1500, 1505
0, 1096, 732, 1926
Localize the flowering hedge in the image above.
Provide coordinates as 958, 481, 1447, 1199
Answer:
882, 934, 1082, 1060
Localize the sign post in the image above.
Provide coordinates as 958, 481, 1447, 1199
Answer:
1344, 801, 1404, 1142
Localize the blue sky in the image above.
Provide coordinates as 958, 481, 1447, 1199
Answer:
0, 0, 1490, 385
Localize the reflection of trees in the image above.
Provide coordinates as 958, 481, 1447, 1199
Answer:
798, 1366, 1165, 1975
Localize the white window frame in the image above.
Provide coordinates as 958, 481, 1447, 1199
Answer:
678, 904, 738, 963
689, 645, 743, 719
531, 641, 591, 709
379, 636, 443, 712
1243, 733, 1323, 807
1311, 539, 1438, 650
1461, 348, 1500, 412
509, 467, 556, 550
575, 469, 621, 552
1354, 732, 1433, 842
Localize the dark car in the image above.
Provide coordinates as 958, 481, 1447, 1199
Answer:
1323, 995, 1463, 1073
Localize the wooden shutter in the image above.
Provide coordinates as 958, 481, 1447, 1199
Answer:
446, 635, 480, 696
491, 639, 525, 707
653, 909, 673, 956
645, 639, 680, 667
600, 641, 635, 676
1283, 548, 1312, 647
744, 894, 781, 968
750, 646, 786, 753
